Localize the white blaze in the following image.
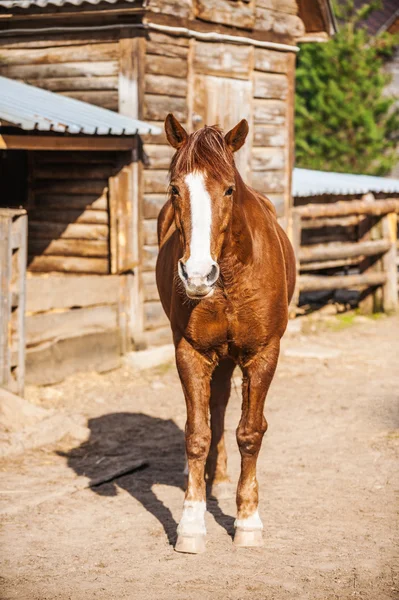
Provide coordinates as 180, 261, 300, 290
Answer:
184, 171, 213, 278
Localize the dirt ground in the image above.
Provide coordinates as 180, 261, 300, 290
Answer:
1, 314, 398, 600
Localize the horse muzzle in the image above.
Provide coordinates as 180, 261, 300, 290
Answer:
178, 260, 219, 300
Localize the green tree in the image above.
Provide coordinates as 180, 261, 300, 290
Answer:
295, 1, 399, 175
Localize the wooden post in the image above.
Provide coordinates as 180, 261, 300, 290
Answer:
288, 209, 301, 317
381, 212, 398, 313
0, 215, 12, 389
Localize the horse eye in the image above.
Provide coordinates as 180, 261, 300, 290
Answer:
225, 187, 234, 196
171, 185, 179, 196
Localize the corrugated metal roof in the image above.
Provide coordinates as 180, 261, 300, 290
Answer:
0, 76, 161, 136
293, 168, 399, 197
0, 0, 136, 7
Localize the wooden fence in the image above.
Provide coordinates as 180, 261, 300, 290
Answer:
0, 209, 27, 395
291, 197, 399, 314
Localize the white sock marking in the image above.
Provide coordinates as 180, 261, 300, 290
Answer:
177, 500, 207, 536
184, 171, 213, 278
235, 509, 263, 531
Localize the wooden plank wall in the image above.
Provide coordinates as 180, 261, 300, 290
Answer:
24, 274, 122, 385
0, 37, 120, 110
27, 151, 112, 275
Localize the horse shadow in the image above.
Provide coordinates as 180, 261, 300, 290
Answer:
61, 412, 235, 546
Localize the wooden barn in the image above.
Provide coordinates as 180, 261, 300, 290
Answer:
0, 0, 335, 389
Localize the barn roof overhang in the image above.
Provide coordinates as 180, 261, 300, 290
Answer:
0, 75, 160, 151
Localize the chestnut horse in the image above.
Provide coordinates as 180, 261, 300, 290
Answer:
156, 114, 296, 553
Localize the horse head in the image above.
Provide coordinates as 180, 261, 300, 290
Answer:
163, 113, 248, 300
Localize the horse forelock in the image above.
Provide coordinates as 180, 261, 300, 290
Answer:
169, 125, 235, 181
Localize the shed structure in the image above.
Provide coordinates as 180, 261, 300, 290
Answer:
0, 0, 335, 386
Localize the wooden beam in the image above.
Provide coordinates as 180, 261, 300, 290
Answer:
299, 239, 391, 263
0, 134, 138, 151
299, 272, 387, 292
295, 198, 399, 219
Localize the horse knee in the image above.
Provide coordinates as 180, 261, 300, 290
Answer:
236, 418, 268, 456
186, 426, 211, 461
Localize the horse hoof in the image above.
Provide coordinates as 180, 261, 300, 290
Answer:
175, 534, 206, 554
233, 529, 263, 548
210, 481, 231, 500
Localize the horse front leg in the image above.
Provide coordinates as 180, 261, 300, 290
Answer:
235, 339, 280, 547
175, 337, 214, 554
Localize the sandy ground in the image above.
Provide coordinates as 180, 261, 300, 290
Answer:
1, 314, 398, 600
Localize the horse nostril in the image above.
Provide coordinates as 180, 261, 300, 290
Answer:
207, 263, 220, 285
178, 260, 188, 281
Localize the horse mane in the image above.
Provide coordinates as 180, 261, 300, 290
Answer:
169, 125, 235, 181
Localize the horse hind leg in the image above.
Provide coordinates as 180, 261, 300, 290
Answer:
206, 358, 235, 499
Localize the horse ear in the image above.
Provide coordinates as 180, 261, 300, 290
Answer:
225, 119, 249, 153
165, 114, 188, 149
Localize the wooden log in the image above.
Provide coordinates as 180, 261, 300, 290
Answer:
143, 194, 166, 219
24, 305, 117, 347
146, 31, 189, 47
29, 209, 108, 225
299, 272, 387, 292
142, 270, 159, 302
253, 73, 288, 100
254, 48, 290, 74
146, 41, 189, 59
144, 219, 158, 246
60, 91, 118, 111
34, 165, 112, 180
295, 198, 399, 219
142, 326, 172, 347
0, 43, 119, 66
301, 215, 362, 229
36, 194, 108, 211
381, 212, 398, 311
299, 239, 391, 263
253, 124, 286, 147
300, 257, 361, 272
0, 61, 119, 79
143, 94, 187, 122
25, 330, 120, 386
253, 99, 286, 124
140, 121, 169, 145
29, 239, 109, 259
24, 76, 118, 92
251, 170, 285, 194
255, 8, 305, 37
252, 148, 285, 171
257, 0, 297, 14
33, 180, 107, 195
144, 300, 168, 330
144, 170, 169, 194
118, 37, 141, 119
146, 0, 191, 18
288, 209, 301, 316
144, 54, 187, 78
193, 41, 253, 79
144, 144, 175, 169
29, 221, 109, 241
143, 245, 158, 271
26, 273, 119, 313
145, 74, 187, 98
27, 255, 109, 274
195, 0, 255, 29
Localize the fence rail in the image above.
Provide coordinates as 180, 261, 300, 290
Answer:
291, 197, 399, 314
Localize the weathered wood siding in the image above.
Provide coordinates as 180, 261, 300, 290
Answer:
27, 151, 113, 275
0, 38, 119, 110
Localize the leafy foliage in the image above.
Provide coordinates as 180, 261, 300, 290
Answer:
295, 1, 399, 175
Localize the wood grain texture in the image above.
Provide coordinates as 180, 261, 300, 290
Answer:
145, 54, 188, 78
143, 194, 167, 219
253, 124, 286, 147
24, 76, 118, 92
143, 93, 187, 122
193, 41, 253, 79
144, 144, 175, 169
256, 0, 297, 14
60, 90, 118, 110
29, 239, 109, 258
146, 41, 189, 59
195, 0, 255, 28
145, 74, 187, 97
253, 72, 288, 100
254, 48, 290, 73
27, 255, 109, 274
0, 61, 119, 79
251, 148, 285, 171
29, 209, 108, 225
143, 219, 158, 245
253, 99, 286, 124
144, 170, 169, 194
255, 7, 305, 37
26, 273, 119, 313
144, 300, 168, 330
0, 43, 119, 66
